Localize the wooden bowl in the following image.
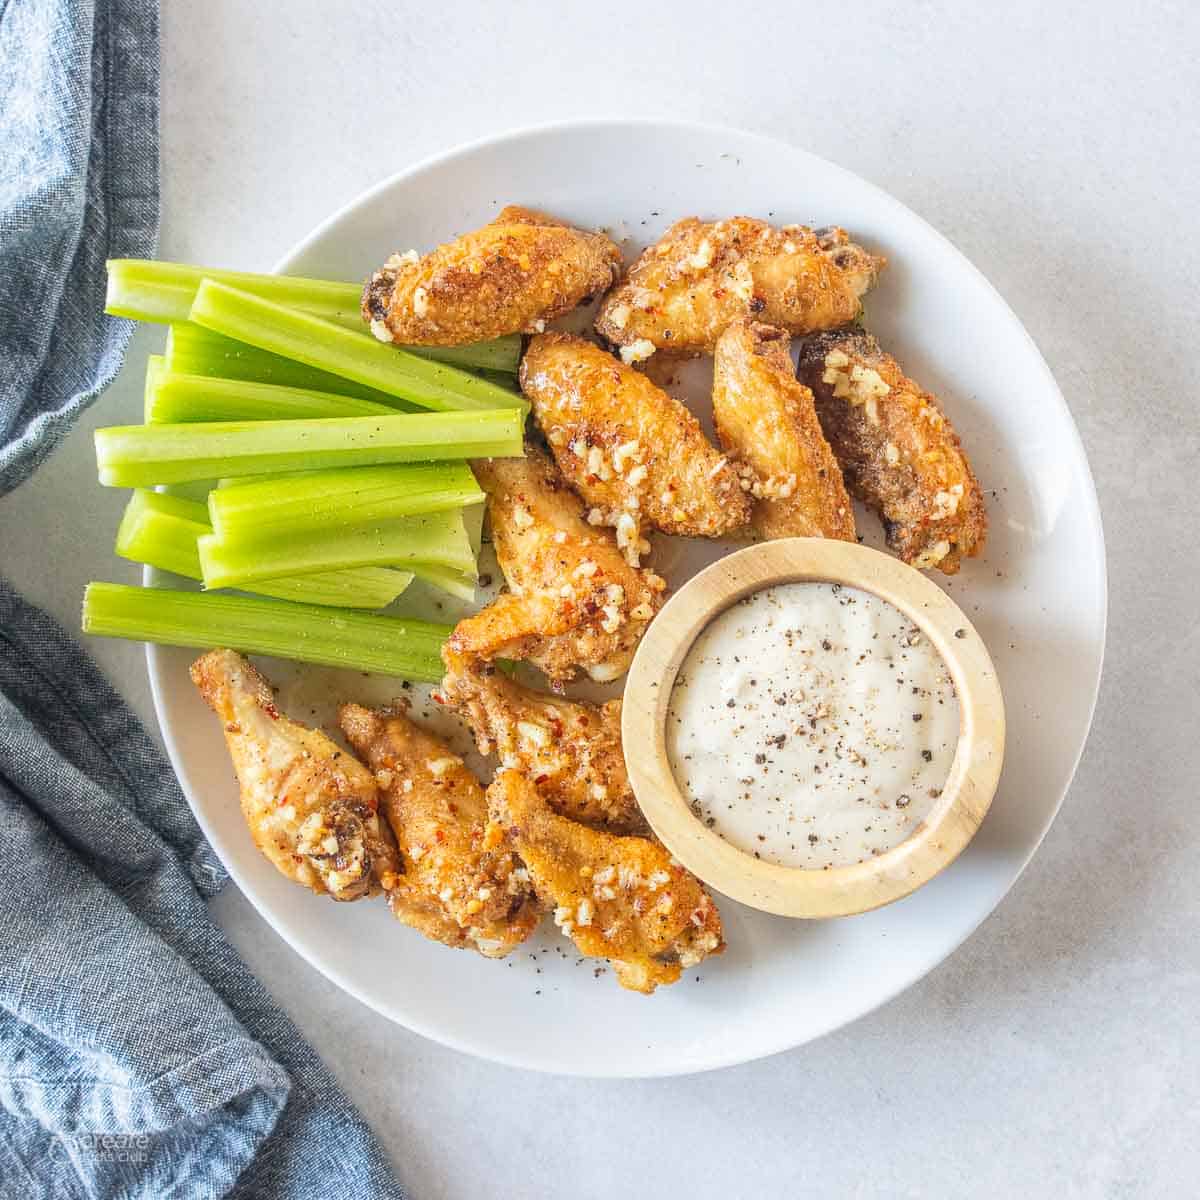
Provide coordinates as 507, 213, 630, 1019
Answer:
621, 539, 1005, 918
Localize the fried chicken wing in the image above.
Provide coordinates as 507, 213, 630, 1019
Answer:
520, 333, 750, 554
339, 703, 540, 957
595, 217, 885, 357
712, 319, 856, 541
486, 770, 723, 993
362, 205, 621, 346
190, 649, 398, 901
797, 331, 987, 573
440, 657, 647, 835
446, 446, 666, 684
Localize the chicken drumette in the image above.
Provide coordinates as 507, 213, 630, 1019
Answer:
339, 702, 540, 957
712, 319, 856, 541
486, 770, 724, 994
190, 649, 398, 901
595, 217, 885, 357
445, 445, 666, 684
363, 205, 621, 346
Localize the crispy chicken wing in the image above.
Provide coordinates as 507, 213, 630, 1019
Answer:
190, 649, 398, 901
445, 446, 666, 684
797, 331, 987, 573
520, 333, 750, 554
440, 657, 647, 835
712, 319, 856, 541
362, 205, 621, 346
486, 770, 723, 994
339, 703, 540, 957
595, 217, 885, 357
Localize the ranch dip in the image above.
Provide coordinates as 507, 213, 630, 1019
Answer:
666, 582, 959, 869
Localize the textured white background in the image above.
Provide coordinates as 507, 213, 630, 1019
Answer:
2, 1, 1197, 1196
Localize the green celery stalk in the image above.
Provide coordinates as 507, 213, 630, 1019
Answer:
144, 355, 167, 421
108, 259, 364, 328
189, 280, 524, 413
198, 508, 476, 589
94, 408, 524, 486
146, 371, 403, 423
82, 583, 450, 681
115, 490, 413, 609
207, 463, 482, 539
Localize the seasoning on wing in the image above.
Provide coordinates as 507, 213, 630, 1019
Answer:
445, 445, 666, 684
486, 770, 724, 993
440, 656, 648, 835
712, 319, 856, 541
595, 217, 885, 357
339, 702, 540, 957
363, 205, 621, 346
520, 332, 750, 558
190, 649, 398, 901
797, 331, 987, 573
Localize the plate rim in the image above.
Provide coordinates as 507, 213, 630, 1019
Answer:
147, 117, 1108, 1077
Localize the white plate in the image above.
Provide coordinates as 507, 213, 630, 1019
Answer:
148, 120, 1106, 1077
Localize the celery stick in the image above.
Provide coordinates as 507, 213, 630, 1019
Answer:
108, 259, 364, 328
463, 499, 485, 557
115, 490, 413, 609
190, 280, 524, 413
147, 371, 403, 423
109, 262, 521, 373
408, 562, 478, 603
165, 324, 412, 403
82, 583, 449, 681
144, 355, 167, 421
198, 508, 476, 589
207, 463, 482, 539
94, 408, 523, 486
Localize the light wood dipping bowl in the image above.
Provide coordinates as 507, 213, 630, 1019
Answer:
621, 539, 1005, 919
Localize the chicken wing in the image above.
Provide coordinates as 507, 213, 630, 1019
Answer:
445, 445, 666, 684
339, 702, 540, 957
520, 332, 750, 555
440, 656, 647, 835
190, 649, 398, 901
363, 205, 621, 346
595, 217, 885, 357
797, 331, 987, 573
485, 770, 723, 993
712, 319, 856, 541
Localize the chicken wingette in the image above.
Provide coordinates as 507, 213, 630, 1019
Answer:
712, 319, 856, 541
486, 770, 724, 994
440, 655, 647, 835
363, 205, 621, 346
339, 702, 540, 957
520, 333, 750, 558
445, 445, 666, 684
797, 331, 987, 573
595, 217, 885, 357
190, 649, 398, 901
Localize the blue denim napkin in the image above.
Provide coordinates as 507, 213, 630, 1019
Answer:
0, 2, 406, 1196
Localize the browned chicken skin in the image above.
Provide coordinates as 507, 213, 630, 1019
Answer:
486, 770, 723, 994
797, 331, 987, 573
712, 319, 856, 541
190, 649, 398, 901
362, 205, 621, 346
339, 702, 540, 957
520, 333, 751, 556
595, 217, 885, 356
440, 656, 648, 835
446, 446, 666, 684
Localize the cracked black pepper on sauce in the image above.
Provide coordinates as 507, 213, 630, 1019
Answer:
665, 582, 959, 869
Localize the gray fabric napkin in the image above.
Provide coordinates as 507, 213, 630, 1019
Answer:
0, 1, 407, 1196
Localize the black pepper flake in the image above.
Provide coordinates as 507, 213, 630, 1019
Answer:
912, 713, 923, 722
822, 639, 832, 651
955, 628, 967, 639
808, 833, 819, 844
726, 698, 736, 708
896, 794, 912, 808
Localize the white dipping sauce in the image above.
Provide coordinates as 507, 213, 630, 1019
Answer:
666, 582, 959, 869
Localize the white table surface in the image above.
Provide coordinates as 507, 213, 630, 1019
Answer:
3, 1, 1197, 1195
